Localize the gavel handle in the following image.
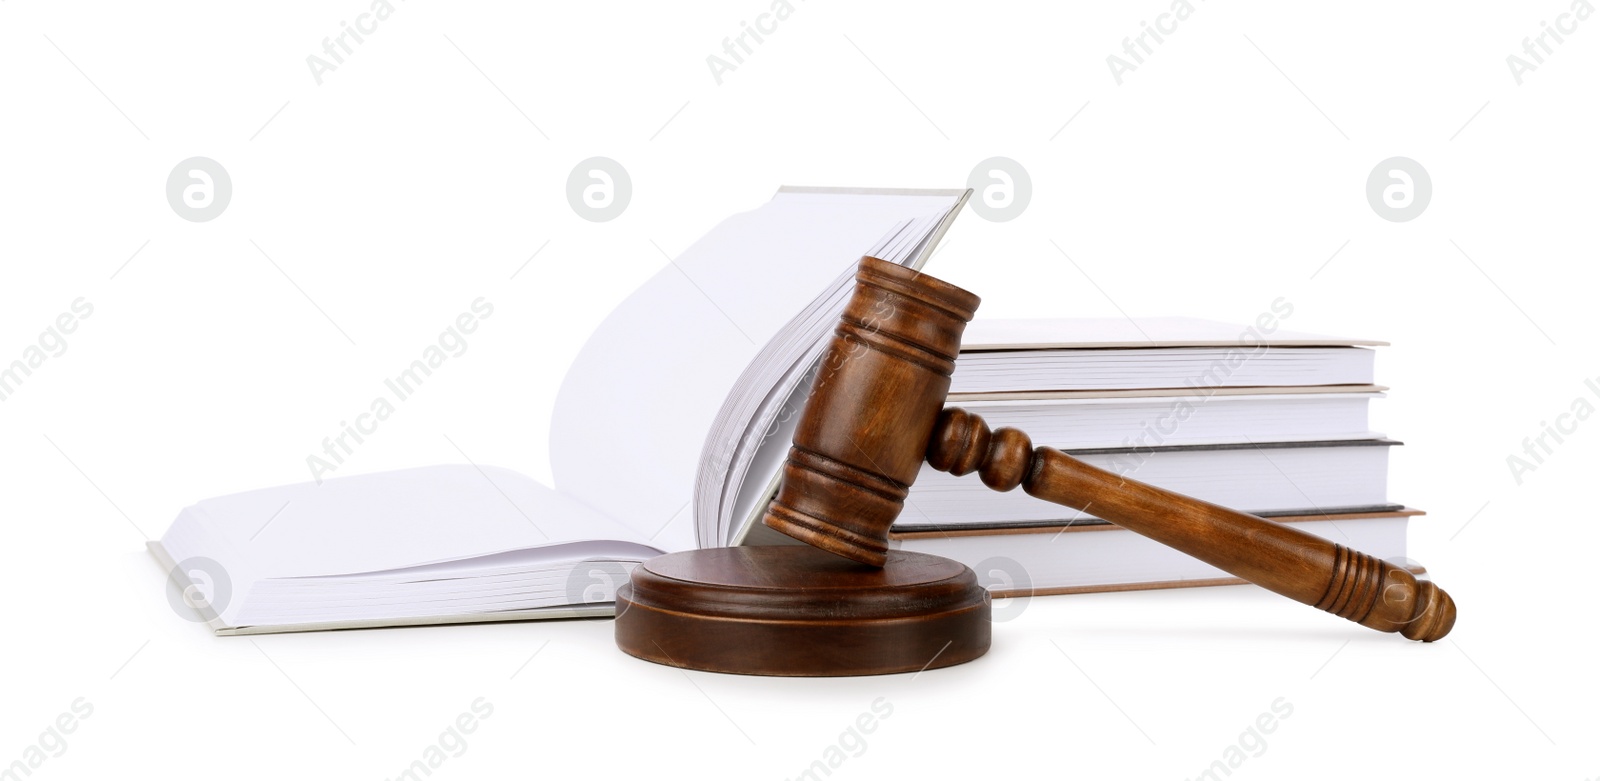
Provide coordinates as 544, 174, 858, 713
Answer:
927, 408, 1456, 641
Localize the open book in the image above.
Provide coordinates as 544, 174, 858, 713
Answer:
154, 187, 970, 634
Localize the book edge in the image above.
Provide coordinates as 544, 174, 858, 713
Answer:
989, 564, 1427, 599
213, 605, 616, 636
889, 507, 1426, 540
947, 384, 1390, 402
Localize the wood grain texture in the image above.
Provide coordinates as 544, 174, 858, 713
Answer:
761, 257, 980, 566
614, 546, 990, 676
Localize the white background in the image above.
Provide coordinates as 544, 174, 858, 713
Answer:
3, 1, 1597, 778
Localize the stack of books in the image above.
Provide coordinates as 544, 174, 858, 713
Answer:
890, 316, 1423, 598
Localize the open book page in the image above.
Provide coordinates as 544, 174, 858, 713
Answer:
161, 465, 652, 627
232, 539, 660, 627
550, 188, 967, 550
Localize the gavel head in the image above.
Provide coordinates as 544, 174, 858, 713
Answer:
762, 256, 980, 566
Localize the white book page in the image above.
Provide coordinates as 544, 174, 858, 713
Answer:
171, 465, 645, 580
274, 540, 659, 583
550, 189, 965, 547
233, 539, 659, 627
948, 347, 1375, 393
958, 317, 1386, 350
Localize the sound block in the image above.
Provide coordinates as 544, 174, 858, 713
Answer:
615, 546, 990, 677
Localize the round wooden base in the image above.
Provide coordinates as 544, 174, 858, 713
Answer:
615, 546, 991, 677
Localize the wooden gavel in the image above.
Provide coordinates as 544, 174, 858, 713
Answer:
762, 256, 1455, 642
